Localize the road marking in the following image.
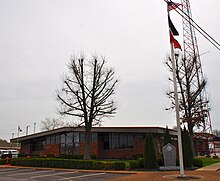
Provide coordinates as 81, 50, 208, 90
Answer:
30, 171, 78, 179
58, 172, 106, 180
8, 170, 55, 176
0, 168, 19, 172
0, 168, 29, 174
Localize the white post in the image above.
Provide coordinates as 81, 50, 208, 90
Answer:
34, 122, 36, 134
26, 125, 30, 135
17, 126, 20, 148
170, 44, 185, 177
167, 2, 185, 176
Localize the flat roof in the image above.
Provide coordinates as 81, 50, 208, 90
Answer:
11, 126, 177, 142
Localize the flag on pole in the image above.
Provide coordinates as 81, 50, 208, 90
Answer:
170, 31, 182, 50
167, 1, 182, 11
168, 15, 179, 36
18, 126, 22, 132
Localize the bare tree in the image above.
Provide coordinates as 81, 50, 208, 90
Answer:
41, 117, 63, 131
57, 54, 118, 160
165, 54, 209, 155
213, 130, 220, 136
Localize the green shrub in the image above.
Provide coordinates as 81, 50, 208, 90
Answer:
193, 158, 203, 167
129, 160, 139, 169
157, 157, 164, 166
176, 159, 180, 166
96, 162, 115, 170
0, 159, 7, 165
92, 161, 106, 170
138, 157, 144, 168
143, 133, 157, 169
10, 158, 125, 170
1, 154, 12, 159
132, 154, 143, 160
46, 154, 55, 158
113, 162, 125, 170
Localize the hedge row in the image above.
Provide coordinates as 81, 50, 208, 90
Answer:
129, 157, 204, 169
10, 158, 125, 170
0, 159, 7, 165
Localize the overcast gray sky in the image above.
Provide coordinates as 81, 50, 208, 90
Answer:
0, 0, 220, 141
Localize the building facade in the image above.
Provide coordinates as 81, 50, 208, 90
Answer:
11, 127, 178, 159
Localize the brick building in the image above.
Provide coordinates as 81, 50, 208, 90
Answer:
10, 126, 178, 159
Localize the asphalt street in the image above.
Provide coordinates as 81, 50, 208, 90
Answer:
0, 167, 129, 181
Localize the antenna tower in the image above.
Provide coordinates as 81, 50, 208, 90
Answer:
181, 0, 213, 140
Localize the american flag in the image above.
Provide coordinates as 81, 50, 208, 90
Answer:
165, 1, 182, 11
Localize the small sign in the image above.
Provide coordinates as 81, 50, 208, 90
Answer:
163, 143, 176, 167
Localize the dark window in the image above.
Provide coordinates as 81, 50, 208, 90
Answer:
66, 144, 74, 155
66, 133, 73, 144
92, 133, 98, 141
46, 136, 50, 144
55, 135, 60, 144
128, 135, 134, 148
135, 134, 144, 140
80, 133, 85, 142
103, 133, 134, 150
51, 136, 55, 144
103, 135, 110, 149
61, 134, 66, 144
112, 134, 119, 149
31, 139, 45, 151
60, 143, 66, 155
119, 135, 127, 148
79, 132, 97, 142
74, 132, 79, 143
42, 140, 46, 146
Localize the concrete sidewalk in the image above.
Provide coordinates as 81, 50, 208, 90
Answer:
197, 162, 220, 171
108, 170, 220, 181
108, 163, 220, 181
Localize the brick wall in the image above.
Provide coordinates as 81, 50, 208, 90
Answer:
78, 142, 99, 157
20, 142, 31, 154
43, 144, 60, 155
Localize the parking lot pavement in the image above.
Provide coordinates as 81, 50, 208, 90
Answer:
0, 167, 129, 181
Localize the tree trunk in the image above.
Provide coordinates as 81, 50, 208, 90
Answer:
188, 123, 195, 157
83, 125, 91, 160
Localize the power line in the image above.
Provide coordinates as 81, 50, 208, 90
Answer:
166, 0, 220, 51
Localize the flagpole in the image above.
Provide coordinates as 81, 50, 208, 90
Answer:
167, 4, 185, 177
17, 126, 20, 148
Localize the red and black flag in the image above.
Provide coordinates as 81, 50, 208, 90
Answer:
168, 15, 179, 36
170, 31, 182, 50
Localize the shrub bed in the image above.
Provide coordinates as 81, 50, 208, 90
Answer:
193, 158, 203, 168
0, 159, 7, 165
10, 158, 125, 170
129, 160, 139, 169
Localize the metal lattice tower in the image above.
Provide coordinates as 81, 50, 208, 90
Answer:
181, 0, 213, 137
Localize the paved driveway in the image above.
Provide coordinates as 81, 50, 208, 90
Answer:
0, 167, 129, 181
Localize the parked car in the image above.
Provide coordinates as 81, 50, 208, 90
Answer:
8, 150, 19, 158
0, 150, 10, 159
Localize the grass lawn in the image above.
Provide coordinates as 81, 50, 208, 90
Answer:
199, 157, 220, 166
